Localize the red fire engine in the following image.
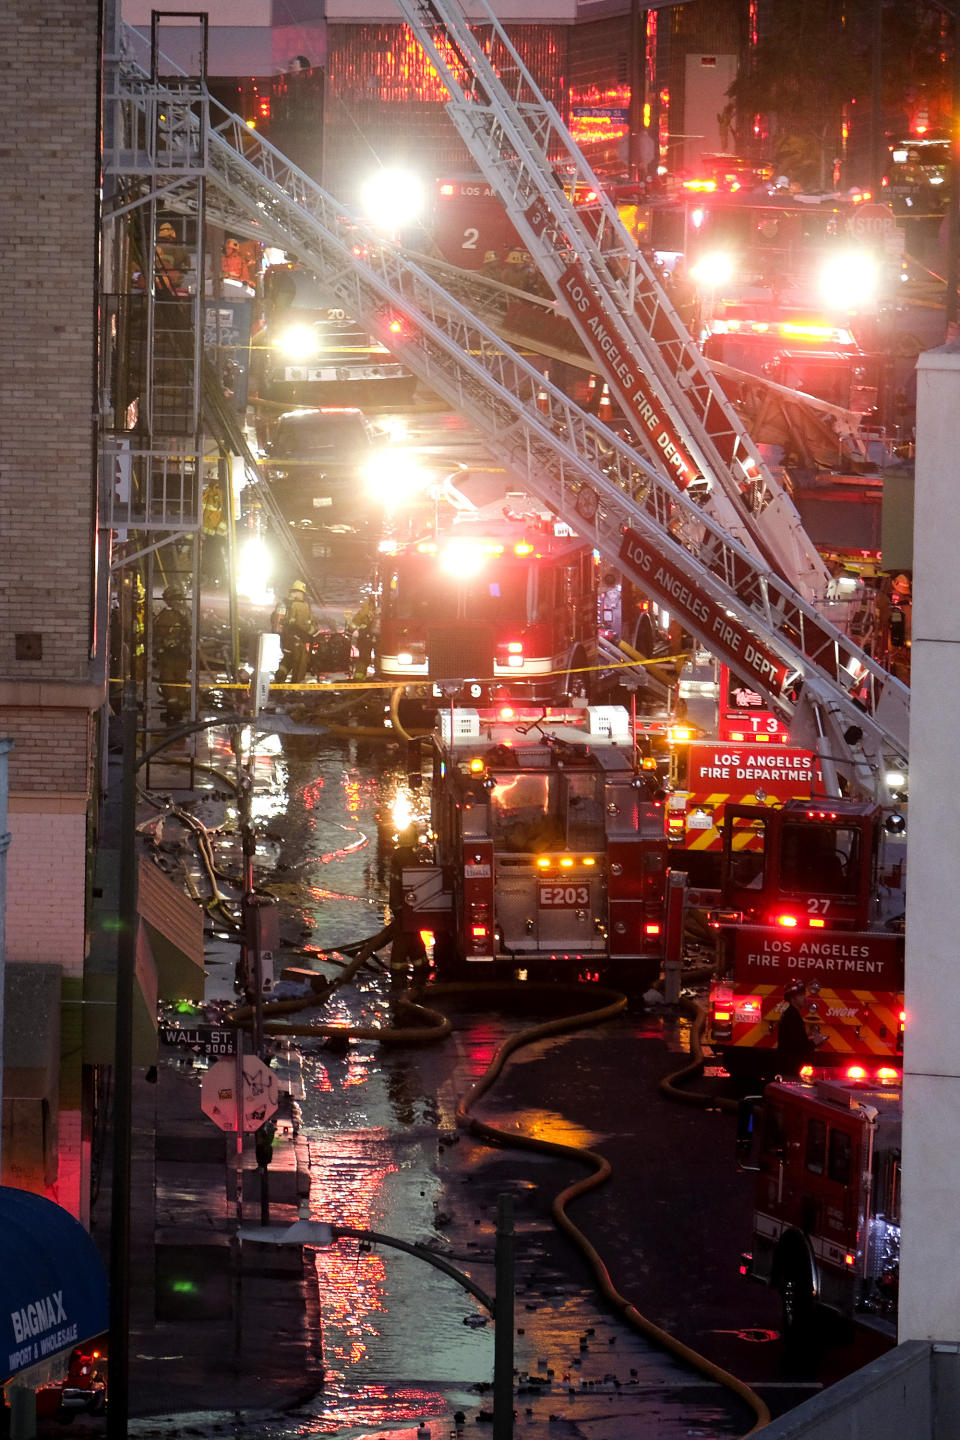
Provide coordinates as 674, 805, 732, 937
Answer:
397, 702, 668, 984
375, 504, 599, 701
738, 1074, 901, 1341
708, 797, 906, 1072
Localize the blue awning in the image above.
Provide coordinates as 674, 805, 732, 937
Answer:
0, 1188, 109, 1384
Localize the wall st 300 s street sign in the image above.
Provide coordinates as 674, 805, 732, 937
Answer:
159, 1023, 237, 1056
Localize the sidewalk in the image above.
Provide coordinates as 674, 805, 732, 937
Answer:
87, 739, 326, 1428
124, 1054, 324, 1421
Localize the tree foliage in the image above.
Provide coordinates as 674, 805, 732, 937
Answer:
723, 0, 952, 189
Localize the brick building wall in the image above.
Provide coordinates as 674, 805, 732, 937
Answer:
0, 0, 104, 1215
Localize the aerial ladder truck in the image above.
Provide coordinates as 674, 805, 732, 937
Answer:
107, 27, 909, 812
391, 0, 830, 605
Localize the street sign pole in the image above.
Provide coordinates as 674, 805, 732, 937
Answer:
232, 1039, 246, 1368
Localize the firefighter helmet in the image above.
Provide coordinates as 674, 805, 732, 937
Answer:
892, 574, 911, 596
157, 221, 178, 240
163, 584, 185, 602
784, 981, 807, 1001
290, 579, 307, 594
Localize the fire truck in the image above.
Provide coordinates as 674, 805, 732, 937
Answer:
375, 500, 599, 701
708, 796, 906, 1072
397, 702, 668, 983
737, 1074, 901, 1341
665, 738, 826, 892
701, 307, 883, 418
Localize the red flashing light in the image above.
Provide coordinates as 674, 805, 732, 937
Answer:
498, 706, 515, 721
809, 917, 826, 928
843, 1252, 856, 1267
257, 96, 271, 120
713, 1010, 732, 1022
876, 1066, 901, 1083
798, 1064, 815, 1079
471, 925, 488, 939
387, 317, 405, 336
845, 1065, 867, 1081
775, 913, 799, 928
440, 182, 455, 195
644, 922, 662, 936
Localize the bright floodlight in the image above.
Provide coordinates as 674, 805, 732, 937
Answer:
690, 250, 734, 289
365, 451, 427, 506
274, 323, 320, 361
819, 250, 878, 310
237, 536, 273, 605
359, 168, 427, 230
440, 539, 487, 577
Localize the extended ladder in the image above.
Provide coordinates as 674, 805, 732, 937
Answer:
393, 0, 830, 602
107, 49, 908, 797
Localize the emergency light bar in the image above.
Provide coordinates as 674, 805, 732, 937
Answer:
710, 318, 855, 344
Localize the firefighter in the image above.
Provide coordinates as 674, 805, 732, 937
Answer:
350, 594, 377, 679
888, 573, 912, 682
273, 579, 318, 684
200, 475, 228, 586
776, 982, 820, 1076
154, 584, 191, 723
154, 220, 190, 295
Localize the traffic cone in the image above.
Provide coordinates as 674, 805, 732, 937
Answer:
598, 382, 612, 421
537, 372, 550, 414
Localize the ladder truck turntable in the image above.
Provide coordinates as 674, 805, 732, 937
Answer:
111, 29, 910, 995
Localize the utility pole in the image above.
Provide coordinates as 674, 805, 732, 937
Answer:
107, 569, 138, 1440
493, 1195, 515, 1440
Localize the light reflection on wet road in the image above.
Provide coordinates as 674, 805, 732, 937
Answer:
230, 684, 751, 1438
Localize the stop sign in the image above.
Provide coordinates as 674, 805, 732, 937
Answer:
846, 202, 897, 241
201, 1054, 279, 1132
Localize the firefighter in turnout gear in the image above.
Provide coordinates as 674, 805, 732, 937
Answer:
154, 584, 191, 723
200, 475, 229, 585
272, 580, 318, 684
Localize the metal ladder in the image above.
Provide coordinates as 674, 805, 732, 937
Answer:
108, 47, 908, 797
393, 0, 830, 602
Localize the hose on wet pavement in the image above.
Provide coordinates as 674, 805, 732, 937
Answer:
446, 981, 772, 1436
224, 922, 453, 1045
658, 995, 745, 1115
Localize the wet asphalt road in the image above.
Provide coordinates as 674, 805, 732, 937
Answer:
200, 710, 892, 1439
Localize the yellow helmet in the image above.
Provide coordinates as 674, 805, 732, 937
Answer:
290, 579, 307, 594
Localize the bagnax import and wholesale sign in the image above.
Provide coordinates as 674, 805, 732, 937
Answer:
0, 1188, 109, 1383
